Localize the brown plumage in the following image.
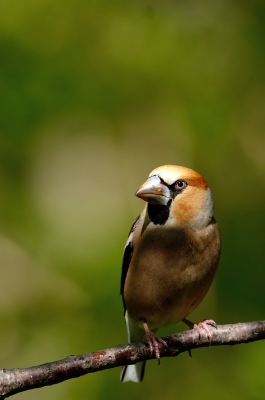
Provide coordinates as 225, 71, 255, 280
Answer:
120, 165, 221, 382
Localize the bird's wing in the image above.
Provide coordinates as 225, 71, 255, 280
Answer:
120, 215, 141, 312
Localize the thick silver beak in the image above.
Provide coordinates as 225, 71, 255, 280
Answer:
135, 175, 171, 206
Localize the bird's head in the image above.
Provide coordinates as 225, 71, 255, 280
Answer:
136, 165, 214, 228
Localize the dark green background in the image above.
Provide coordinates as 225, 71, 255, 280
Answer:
0, 0, 264, 399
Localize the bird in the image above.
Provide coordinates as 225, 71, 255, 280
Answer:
120, 165, 221, 382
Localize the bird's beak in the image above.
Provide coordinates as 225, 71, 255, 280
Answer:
135, 175, 171, 206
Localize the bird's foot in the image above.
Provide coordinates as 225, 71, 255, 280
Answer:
142, 322, 168, 362
182, 318, 217, 342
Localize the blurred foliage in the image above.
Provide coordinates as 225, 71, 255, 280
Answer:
0, 0, 264, 399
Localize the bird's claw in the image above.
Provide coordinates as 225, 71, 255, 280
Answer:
143, 322, 168, 361
193, 319, 217, 342
182, 318, 217, 343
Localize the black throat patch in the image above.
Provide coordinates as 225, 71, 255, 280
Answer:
147, 203, 170, 225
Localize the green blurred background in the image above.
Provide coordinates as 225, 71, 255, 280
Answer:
0, 0, 265, 399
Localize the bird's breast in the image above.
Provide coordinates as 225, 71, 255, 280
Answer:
123, 221, 220, 330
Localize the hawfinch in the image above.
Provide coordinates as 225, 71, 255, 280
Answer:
120, 165, 221, 382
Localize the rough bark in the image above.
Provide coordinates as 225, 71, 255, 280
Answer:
0, 321, 264, 398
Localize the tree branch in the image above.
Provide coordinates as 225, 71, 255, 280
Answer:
0, 321, 264, 398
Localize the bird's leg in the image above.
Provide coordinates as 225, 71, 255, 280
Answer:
182, 318, 217, 342
142, 322, 168, 363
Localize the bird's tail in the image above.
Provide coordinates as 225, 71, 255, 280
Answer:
120, 312, 150, 383
120, 361, 146, 382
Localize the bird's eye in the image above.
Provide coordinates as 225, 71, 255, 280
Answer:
175, 180, 187, 191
